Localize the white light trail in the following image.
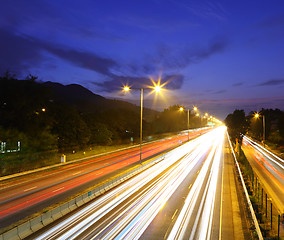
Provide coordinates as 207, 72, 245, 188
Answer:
168, 126, 226, 240
243, 136, 284, 169
35, 127, 226, 240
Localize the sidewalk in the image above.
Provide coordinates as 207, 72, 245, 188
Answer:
220, 138, 252, 239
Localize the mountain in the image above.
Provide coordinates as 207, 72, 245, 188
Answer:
43, 81, 159, 118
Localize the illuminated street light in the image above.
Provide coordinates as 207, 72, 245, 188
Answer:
154, 85, 161, 93
254, 112, 265, 144
122, 82, 164, 164
179, 106, 198, 141
123, 86, 130, 92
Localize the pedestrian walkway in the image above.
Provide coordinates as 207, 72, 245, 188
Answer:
220, 139, 251, 239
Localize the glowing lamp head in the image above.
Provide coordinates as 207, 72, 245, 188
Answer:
254, 113, 260, 118
193, 107, 198, 111
179, 107, 184, 111
123, 86, 130, 92
154, 85, 161, 92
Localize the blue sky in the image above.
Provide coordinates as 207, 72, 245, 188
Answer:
1, 0, 284, 119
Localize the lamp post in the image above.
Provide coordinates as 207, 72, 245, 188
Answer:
179, 106, 198, 141
140, 88, 143, 163
179, 107, 190, 141
254, 113, 265, 145
123, 83, 162, 164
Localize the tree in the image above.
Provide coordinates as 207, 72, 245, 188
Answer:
152, 105, 186, 133
225, 109, 249, 142
279, 112, 284, 141
50, 105, 90, 150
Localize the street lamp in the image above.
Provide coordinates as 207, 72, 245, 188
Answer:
179, 106, 197, 141
254, 112, 265, 144
123, 83, 163, 164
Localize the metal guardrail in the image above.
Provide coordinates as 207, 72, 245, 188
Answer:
227, 131, 263, 240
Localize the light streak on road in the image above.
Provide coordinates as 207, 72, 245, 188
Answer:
1, 130, 208, 225
242, 136, 284, 214
243, 136, 284, 187
34, 127, 226, 240
168, 126, 225, 240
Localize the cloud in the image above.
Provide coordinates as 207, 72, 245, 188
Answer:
257, 79, 284, 86
0, 28, 118, 76
172, 1, 228, 22
232, 82, 243, 87
93, 74, 184, 92
257, 13, 284, 39
0, 27, 184, 93
41, 44, 118, 76
259, 13, 284, 29
212, 89, 226, 94
0, 28, 43, 74
152, 37, 229, 70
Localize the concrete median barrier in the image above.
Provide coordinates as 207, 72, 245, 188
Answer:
30, 215, 44, 232
68, 199, 77, 211
60, 202, 70, 215
99, 186, 105, 195
51, 206, 63, 221
42, 211, 53, 226
92, 189, 100, 197
105, 184, 111, 191
2, 228, 19, 240
82, 193, 90, 204
75, 195, 84, 207
17, 221, 32, 239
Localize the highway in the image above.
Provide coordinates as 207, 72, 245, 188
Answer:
242, 136, 284, 214
0, 129, 207, 228
28, 126, 246, 239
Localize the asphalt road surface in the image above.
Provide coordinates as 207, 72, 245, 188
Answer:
0, 129, 207, 229
28, 126, 250, 240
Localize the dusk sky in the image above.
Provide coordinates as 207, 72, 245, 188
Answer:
1, 0, 284, 119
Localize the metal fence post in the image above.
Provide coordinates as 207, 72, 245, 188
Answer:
278, 215, 280, 240
271, 202, 272, 230
265, 194, 267, 219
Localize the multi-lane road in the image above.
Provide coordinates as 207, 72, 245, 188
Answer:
242, 136, 284, 214
27, 126, 249, 239
0, 129, 207, 229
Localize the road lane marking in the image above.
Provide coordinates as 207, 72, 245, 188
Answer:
24, 186, 37, 192
172, 209, 178, 220
72, 171, 82, 175
53, 187, 65, 193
